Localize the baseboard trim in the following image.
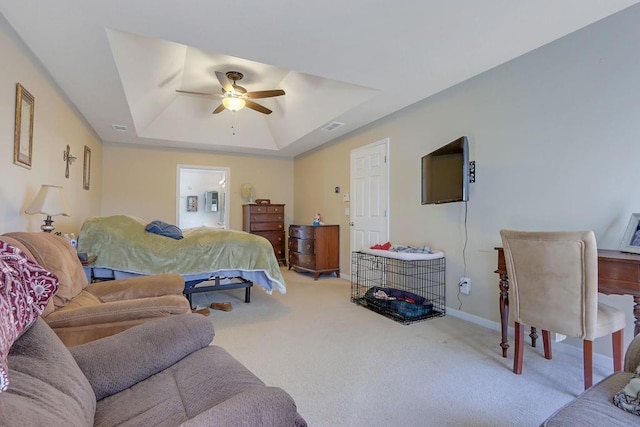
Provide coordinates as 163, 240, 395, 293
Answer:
446, 307, 503, 333
446, 307, 614, 367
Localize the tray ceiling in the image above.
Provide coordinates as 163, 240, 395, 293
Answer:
1, 1, 638, 157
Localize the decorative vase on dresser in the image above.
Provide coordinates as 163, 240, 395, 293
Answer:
242, 203, 286, 266
288, 224, 339, 280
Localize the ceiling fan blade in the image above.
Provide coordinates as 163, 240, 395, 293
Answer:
212, 103, 226, 114
246, 89, 285, 99
245, 100, 272, 114
215, 71, 234, 92
176, 89, 218, 97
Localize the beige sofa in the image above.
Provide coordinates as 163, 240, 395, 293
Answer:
542, 333, 640, 425
1, 313, 306, 426
1, 232, 191, 346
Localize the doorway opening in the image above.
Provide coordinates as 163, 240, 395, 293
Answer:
177, 165, 230, 229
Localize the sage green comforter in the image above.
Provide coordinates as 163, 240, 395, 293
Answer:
77, 215, 286, 294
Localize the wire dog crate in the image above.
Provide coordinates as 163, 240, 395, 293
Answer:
351, 251, 445, 324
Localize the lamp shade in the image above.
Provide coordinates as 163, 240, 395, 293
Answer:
25, 185, 70, 217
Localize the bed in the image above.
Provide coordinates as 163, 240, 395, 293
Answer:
77, 215, 286, 305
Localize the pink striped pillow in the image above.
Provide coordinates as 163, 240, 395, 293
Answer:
0, 241, 59, 392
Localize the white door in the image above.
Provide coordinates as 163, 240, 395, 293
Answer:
350, 139, 389, 254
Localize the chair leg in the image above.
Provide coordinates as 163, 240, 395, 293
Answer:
612, 329, 624, 372
583, 340, 593, 390
513, 322, 524, 375
542, 330, 552, 360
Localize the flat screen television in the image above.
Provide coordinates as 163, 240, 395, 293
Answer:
421, 136, 469, 205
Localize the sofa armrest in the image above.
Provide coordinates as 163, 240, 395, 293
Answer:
44, 294, 190, 328
85, 273, 184, 302
70, 313, 214, 400
624, 334, 640, 372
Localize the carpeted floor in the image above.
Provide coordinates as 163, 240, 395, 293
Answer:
191, 267, 614, 426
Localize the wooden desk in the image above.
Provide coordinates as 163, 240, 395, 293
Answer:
495, 248, 640, 357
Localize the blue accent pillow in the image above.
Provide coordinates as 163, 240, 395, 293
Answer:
145, 220, 183, 240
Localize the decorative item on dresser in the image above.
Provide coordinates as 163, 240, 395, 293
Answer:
243, 203, 286, 265
288, 224, 339, 280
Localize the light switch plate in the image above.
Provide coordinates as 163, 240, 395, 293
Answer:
343, 193, 350, 202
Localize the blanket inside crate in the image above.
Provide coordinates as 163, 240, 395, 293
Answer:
364, 286, 433, 319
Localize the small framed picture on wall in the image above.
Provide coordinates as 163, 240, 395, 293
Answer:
83, 145, 91, 190
187, 196, 198, 212
13, 83, 35, 169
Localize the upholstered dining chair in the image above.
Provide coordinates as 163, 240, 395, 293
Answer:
499, 230, 625, 390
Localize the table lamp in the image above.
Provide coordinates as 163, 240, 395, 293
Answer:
24, 184, 70, 232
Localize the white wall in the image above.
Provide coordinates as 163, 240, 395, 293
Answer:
294, 5, 640, 356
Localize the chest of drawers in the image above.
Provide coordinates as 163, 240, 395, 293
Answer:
243, 204, 286, 265
288, 224, 339, 280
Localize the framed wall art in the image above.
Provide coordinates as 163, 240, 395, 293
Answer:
83, 145, 91, 190
620, 213, 640, 254
187, 196, 198, 212
13, 83, 35, 169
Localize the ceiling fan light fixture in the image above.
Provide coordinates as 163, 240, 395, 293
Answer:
222, 95, 246, 112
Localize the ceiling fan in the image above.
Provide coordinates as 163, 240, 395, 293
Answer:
176, 71, 285, 115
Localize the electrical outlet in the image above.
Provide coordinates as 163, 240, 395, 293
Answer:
459, 277, 470, 295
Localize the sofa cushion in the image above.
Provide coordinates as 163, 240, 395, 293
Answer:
0, 240, 58, 392
0, 236, 55, 317
0, 318, 96, 425
3, 232, 89, 309
93, 344, 306, 426
94, 345, 268, 426
181, 386, 308, 427
613, 365, 640, 416
542, 371, 638, 426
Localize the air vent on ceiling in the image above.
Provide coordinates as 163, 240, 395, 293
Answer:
320, 121, 345, 132
111, 124, 128, 132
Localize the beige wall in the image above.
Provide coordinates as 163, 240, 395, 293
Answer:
0, 17, 102, 234
102, 144, 294, 230
293, 143, 354, 240
294, 7, 640, 356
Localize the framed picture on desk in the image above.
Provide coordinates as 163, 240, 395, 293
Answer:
621, 213, 640, 254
